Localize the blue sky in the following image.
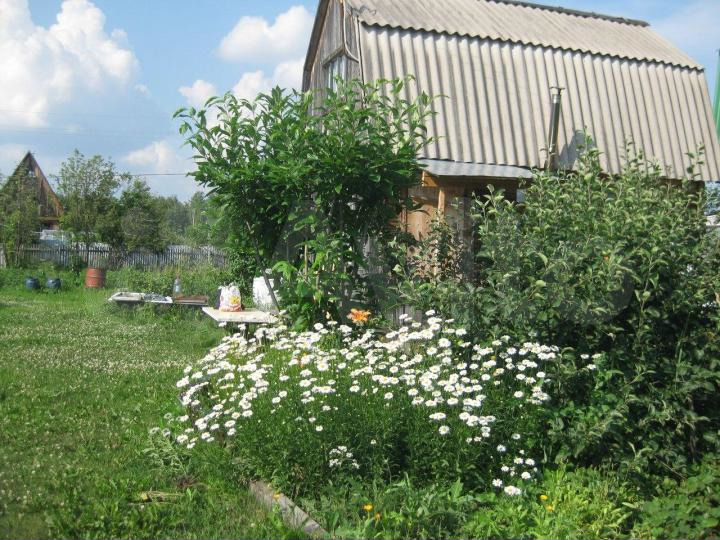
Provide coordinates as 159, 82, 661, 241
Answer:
0, 0, 717, 200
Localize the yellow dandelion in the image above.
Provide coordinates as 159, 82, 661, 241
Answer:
363, 503, 374, 513
545, 504, 555, 513
374, 512, 382, 522
539, 494, 549, 502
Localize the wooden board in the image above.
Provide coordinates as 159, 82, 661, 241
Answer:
201, 307, 277, 325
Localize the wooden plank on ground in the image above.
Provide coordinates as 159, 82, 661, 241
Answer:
249, 481, 328, 538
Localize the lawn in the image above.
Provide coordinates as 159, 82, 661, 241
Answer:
0, 284, 304, 539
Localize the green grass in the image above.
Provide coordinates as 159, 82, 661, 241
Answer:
0, 283, 305, 539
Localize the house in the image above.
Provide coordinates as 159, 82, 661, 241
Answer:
1, 152, 64, 230
303, 0, 720, 237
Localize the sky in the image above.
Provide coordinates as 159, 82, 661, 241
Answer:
0, 0, 717, 201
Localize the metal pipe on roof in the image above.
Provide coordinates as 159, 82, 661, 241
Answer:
546, 87, 564, 171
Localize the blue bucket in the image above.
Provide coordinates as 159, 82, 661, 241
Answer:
46, 278, 62, 292
25, 277, 40, 291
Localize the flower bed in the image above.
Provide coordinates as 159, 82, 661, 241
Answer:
170, 312, 560, 497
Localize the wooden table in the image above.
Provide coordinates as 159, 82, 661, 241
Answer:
201, 307, 278, 333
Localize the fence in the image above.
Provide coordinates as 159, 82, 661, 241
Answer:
5, 245, 227, 270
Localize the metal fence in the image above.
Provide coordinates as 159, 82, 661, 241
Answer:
3, 245, 227, 269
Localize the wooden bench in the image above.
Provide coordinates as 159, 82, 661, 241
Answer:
201, 307, 278, 333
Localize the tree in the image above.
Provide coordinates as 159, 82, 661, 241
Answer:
155, 195, 192, 244
176, 78, 433, 325
184, 192, 229, 247
119, 179, 167, 252
55, 150, 130, 249
0, 166, 40, 265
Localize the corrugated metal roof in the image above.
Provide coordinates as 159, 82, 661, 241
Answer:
359, 25, 720, 180
347, 0, 701, 69
422, 159, 533, 178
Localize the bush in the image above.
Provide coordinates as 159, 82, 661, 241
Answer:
177, 79, 434, 330
632, 456, 720, 540
462, 466, 640, 540
400, 144, 720, 478
310, 477, 481, 540
167, 314, 562, 498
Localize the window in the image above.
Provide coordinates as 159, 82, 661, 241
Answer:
325, 54, 347, 92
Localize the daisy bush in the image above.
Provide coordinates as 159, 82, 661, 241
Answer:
169, 311, 560, 496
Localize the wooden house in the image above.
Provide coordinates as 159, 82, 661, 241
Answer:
302, 0, 720, 237
1, 152, 64, 230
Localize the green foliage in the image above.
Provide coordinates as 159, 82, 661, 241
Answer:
118, 180, 168, 252
632, 456, 720, 540
56, 150, 130, 248
306, 477, 480, 540
0, 166, 41, 264
176, 78, 433, 327
362, 477, 478, 540
463, 466, 639, 540
406, 213, 469, 284
400, 142, 720, 478
0, 267, 84, 291
107, 266, 233, 302
0, 288, 299, 539
171, 318, 556, 507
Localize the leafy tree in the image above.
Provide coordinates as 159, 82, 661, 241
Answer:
182, 192, 229, 247
55, 150, 130, 249
175, 78, 433, 325
155, 195, 192, 244
119, 179, 167, 252
0, 166, 40, 265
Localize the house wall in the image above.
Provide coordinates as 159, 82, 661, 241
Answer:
404, 176, 522, 239
306, 0, 362, 97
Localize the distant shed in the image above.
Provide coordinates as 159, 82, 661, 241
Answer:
303, 0, 720, 236
1, 152, 64, 230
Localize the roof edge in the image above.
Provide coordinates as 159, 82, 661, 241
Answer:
303, 0, 331, 92
357, 21, 704, 71
489, 0, 649, 28
10, 151, 65, 214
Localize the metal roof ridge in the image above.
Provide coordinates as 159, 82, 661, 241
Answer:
358, 22, 703, 71
487, 0, 649, 28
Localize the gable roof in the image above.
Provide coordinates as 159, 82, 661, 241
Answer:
3, 152, 64, 222
304, 0, 720, 181
347, 0, 700, 69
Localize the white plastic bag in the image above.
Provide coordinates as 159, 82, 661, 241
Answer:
253, 277, 278, 312
219, 285, 243, 312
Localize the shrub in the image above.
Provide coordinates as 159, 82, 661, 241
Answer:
400, 144, 720, 478
632, 456, 720, 540
176, 78, 434, 329
462, 466, 640, 540
167, 314, 562, 497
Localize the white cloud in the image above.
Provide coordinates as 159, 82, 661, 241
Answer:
232, 58, 305, 101
232, 71, 271, 101
179, 79, 218, 109
0, 0, 139, 128
134, 83, 151, 97
272, 58, 305, 91
0, 144, 28, 177
122, 140, 200, 200
218, 5, 313, 63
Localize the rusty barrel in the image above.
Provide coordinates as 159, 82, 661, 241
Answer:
85, 268, 107, 289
